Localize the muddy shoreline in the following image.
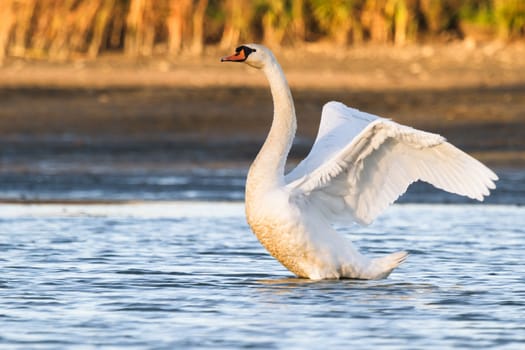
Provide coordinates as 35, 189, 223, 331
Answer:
1, 43, 524, 167
1, 84, 524, 166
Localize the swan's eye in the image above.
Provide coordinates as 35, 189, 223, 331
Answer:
240, 46, 256, 57
235, 45, 255, 52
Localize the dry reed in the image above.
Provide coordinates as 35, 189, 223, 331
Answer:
0, 0, 523, 63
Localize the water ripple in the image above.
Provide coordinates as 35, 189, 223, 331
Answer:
0, 203, 524, 349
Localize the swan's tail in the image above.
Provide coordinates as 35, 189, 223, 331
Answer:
361, 251, 408, 280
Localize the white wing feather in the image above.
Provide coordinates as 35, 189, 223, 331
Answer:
285, 101, 498, 225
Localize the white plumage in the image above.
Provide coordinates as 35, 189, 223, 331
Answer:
286, 101, 497, 225
222, 44, 498, 280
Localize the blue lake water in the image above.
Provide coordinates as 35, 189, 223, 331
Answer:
1, 201, 524, 349
1, 141, 524, 349
0, 164, 524, 205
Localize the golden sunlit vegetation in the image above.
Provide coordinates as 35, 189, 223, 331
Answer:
0, 0, 524, 62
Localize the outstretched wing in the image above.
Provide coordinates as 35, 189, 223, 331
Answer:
285, 101, 498, 225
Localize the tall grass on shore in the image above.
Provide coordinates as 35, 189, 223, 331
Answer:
0, 0, 523, 63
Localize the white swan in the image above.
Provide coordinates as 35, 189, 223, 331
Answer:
221, 44, 498, 280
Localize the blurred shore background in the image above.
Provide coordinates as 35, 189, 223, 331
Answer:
0, 0, 524, 203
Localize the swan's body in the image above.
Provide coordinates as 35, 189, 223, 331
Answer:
222, 44, 498, 280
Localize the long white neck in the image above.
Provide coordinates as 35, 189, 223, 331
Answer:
246, 57, 296, 194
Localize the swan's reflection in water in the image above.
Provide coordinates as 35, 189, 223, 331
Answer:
254, 276, 438, 304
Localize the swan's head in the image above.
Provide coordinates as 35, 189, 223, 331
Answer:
221, 44, 272, 69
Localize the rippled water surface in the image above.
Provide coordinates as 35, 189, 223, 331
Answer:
1, 202, 524, 349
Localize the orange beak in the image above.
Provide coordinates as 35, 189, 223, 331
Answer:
221, 49, 246, 62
